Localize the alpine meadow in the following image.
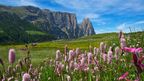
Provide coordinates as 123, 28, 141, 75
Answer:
0, 0, 144, 81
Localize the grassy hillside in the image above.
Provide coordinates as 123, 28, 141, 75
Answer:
0, 33, 117, 64
1, 32, 143, 65
0, 11, 56, 43
37, 33, 118, 49
0, 31, 144, 80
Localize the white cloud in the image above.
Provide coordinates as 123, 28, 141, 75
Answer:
53, 0, 89, 9
116, 21, 144, 33
52, 0, 144, 27
85, 13, 99, 19
117, 23, 126, 30
95, 28, 116, 34
53, 0, 144, 13
3, 0, 38, 7
95, 29, 106, 34
80, 13, 107, 26
1, 0, 144, 33
134, 20, 144, 24
116, 23, 130, 33
18, 0, 38, 6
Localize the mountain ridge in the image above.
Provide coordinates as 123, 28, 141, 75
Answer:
0, 5, 95, 42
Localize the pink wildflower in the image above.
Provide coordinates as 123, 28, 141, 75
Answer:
102, 53, 107, 62
100, 42, 105, 53
8, 49, 15, 64
68, 50, 75, 61
115, 47, 120, 60
107, 47, 113, 64
55, 50, 61, 61
94, 47, 99, 56
118, 30, 123, 39
76, 48, 80, 56
88, 52, 93, 65
123, 47, 143, 54
120, 37, 126, 49
123, 47, 143, 73
22, 73, 30, 81
118, 72, 129, 80
80, 55, 86, 66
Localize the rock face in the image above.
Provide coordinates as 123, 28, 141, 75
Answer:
0, 5, 95, 39
79, 18, 95, 37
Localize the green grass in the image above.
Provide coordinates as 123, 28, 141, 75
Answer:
0, 32, 119, 67
0, 30, 3, 35
0, 32, 144, 80
0, 32, 143, 65
0, 46, 56, 67
38, 33, 118, 49
26, 31, 47, 35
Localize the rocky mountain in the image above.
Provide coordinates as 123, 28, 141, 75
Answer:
0, 5, 95, 40
79, 18, 95, 37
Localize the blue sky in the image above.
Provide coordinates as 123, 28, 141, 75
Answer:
0, 0, 144, 33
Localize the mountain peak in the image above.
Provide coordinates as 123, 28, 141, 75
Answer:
78, 18, 95, 36
0, 5, 95, 39
83, 17, 90, 21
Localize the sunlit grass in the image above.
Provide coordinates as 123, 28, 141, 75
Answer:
0, 32, 144, 80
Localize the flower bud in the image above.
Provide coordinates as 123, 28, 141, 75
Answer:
22, 73, 31, 81
8, 49, 15, 64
